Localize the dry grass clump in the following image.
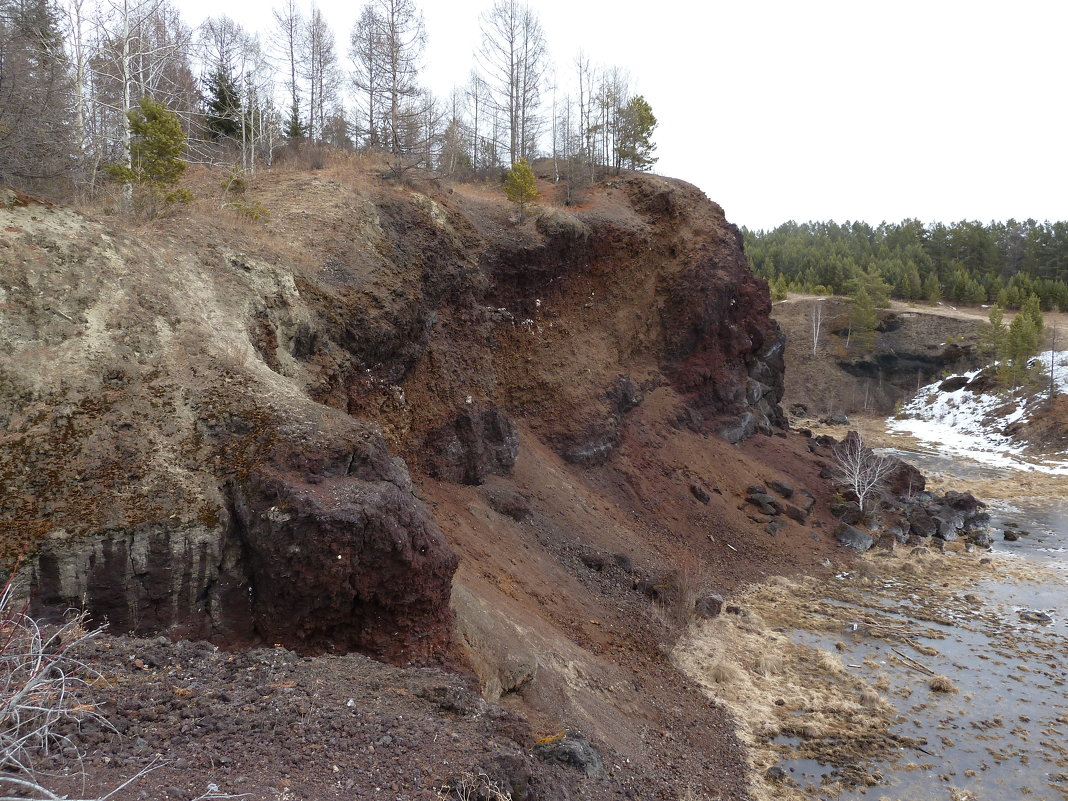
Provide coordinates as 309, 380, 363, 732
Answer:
899, 559, 926, 576
859, 687, 884, 709
707, 659, 744, 684
928, 675, 958, 693
814, 649, 845, 675
753, 653, 784, 677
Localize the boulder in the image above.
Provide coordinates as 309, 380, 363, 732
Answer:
968, 527, 994, 548
720, 412, 757, 444
767, 479, 794, 499
931, 509, 964, 541
907, 506, 937, 538
938, 375, 969, 392
746, 493, 781, 516
425, 403, 520, 485
484, 485, 532, 521
693, 593, 724, 619
228, 435, 458, 662
943, 491, 986, 515
834, 523, 873, 552
533, 733, 605, 778
831, 500, 863, 525
885, 458, 926, 497
690, 483, 711, 504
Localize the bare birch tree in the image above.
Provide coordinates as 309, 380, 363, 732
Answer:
832, 432, 895, 515
808, 299, 824, 355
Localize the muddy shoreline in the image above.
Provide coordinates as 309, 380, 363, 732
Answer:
683, 416, 1068, 801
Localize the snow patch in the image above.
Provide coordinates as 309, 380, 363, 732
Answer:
888, 352, 1068, 475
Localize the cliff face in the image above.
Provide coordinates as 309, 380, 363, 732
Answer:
0, 166, 826, 797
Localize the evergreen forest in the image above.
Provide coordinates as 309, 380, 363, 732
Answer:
745, 219, 1068, 311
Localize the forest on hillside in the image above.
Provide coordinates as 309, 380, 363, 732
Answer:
0, 0, 657, 204
745, 219, 1068, 311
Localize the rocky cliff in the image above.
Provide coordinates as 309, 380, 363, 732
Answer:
0, 164, 843, 799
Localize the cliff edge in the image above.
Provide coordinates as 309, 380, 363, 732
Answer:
0, 162, 847, 799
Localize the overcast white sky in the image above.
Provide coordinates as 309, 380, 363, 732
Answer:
176, 0, 1068, 230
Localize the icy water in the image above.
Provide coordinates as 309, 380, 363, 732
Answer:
779, 451, 1068, 801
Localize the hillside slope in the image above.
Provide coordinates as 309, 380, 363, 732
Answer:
0, 162, 853, 799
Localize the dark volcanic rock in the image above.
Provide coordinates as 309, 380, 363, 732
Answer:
720, 412, 758, 444
533, 733, 605, 779
834, 523, 873, 552
907, 506, 937, 538
484, 484, 532, 521
425, 402, 520, 485
939, 375, 969, 392
885, 458, 926, 497
767, 479, 794, 499
831, 500, 863, 525
606, 374, 644, 415
943, 490, 986, 515
226, 431, 458, 662
746, 493, 781, 516
821, 413, 850, 425
658, 222, 785, 438
694, 593, 724, 619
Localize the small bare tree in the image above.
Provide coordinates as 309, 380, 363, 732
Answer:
808, 299, 824, 355
832, 431, 895, 515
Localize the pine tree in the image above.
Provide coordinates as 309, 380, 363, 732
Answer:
1005, 312, 1040, 387
923, 273, 941, 303
978, 305, 1008, 357
614, 95, 657, 171
503, 157, 538, 218
107, 97, 192, 213
204, 68, 242, 139
1021, 293, 1044, 335
848, 288, 879, 355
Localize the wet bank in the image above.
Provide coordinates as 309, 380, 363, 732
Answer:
675, 437, 1067, 801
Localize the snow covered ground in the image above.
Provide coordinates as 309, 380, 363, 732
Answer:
887, 350, 1068, 474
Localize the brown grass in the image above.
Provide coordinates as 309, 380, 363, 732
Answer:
753, 654, 784, 677
669, 548, 1041, 801
928, 675, 958, 693
707, 660, 743, 684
